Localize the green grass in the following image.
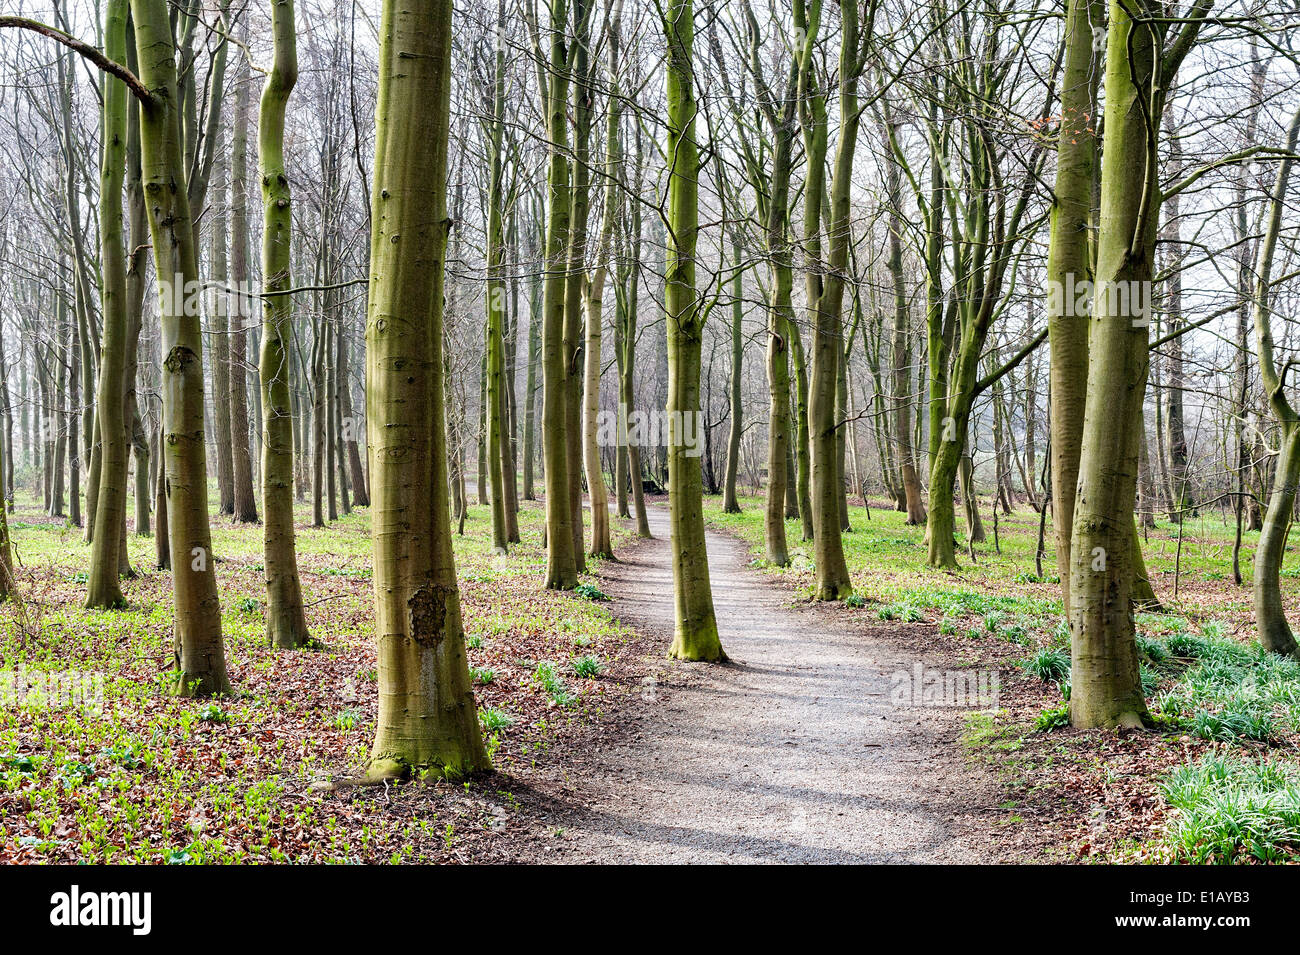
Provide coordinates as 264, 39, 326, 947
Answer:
1019, 647, 1071, 683
1162, 755, 1300, 863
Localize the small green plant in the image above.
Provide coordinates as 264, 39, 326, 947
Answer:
1034, 703, 1070, 732
1201, 620, 1227, 641
939, 617, 958, 636
1162, 755, 1300, 863
572, 655, 602, 679
1135, 634, 1167, 663
1191, 704, 1274, 743
479, 707, 514, 732
470, 667, 495, 685
573, 583, 609, 601
236, 597, 261, 615
196, 703, 228, 725
1019, 647, 1070, 683
1139, 663, 1160, 698
878, 602, 922, 622
1167, 631, 1211, 659
333, 707, 362, 730
466, 635, 484, 650
533, 661, 577, 706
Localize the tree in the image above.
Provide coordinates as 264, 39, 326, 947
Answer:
797, 0, 874, 601
484, 0, 511, 556
581, 0, 622, 560
132, 0, 231, 695
1250, 102, 1300, 657
721, 229, 744, 514
663, 0, 724, 662
229, 18, 260, 524
364, 0, 489, 780
722, 1, 800, 566
85, 0, 131, 610
1045, 0, 1102, 615
877, 104, 925, 525
1068, 0, 1210, 729
258, 0, 311, 649
531, 0, 578, 589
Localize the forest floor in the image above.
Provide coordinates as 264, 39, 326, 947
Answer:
0, 489, 658, 863
3, 481, 1300, 863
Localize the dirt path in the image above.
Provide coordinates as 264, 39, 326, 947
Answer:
524, 505, 1007, 864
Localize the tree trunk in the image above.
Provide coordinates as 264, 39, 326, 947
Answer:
788, 323, 814, 541
1068, 0, 1202, 728
580, 0, 620, 560
209, 125, 236, 519
229, 31, 259, 523
665, 0, 724, 661
722, 231, 743, 514
1045, 0, 1103, 618
258, 0, 311, 649
563, 0, 593, 574
364, 0, 489, 779
131, 0, 229, 695
484, 0, 510, 556
522, 238, 540, 502
797, 0, 860, 600
86, 0, 132, 610
1250, 102, 1300, 656
880, 111, 926, 524
538, 0, 577, 588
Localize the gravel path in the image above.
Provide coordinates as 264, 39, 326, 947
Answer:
530, 505, 1005, 864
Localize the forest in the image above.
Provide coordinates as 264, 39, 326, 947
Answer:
0, 0, 1295, 873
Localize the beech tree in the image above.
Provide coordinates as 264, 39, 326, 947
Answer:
259, 0, 311, 650
364, 0, 489, 779
663, 0, 724, 661
1067, 0, 1210, 728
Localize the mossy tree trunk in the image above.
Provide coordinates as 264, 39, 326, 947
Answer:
722, 230, 743, 515
879, 108, 925, 525
797, 0, 870, 600
1045, 0, 1102, 618
229, 21, 259, 524
258, 0, 311, 649
1068, 0, 1209, 728
664, 0, 724, 662
484, 0, 510, 556
210, 120, 236, 520
131, 0, 230, 695
581, 0, 621, 560
564, 0, 594, 573
1251, 102, 1300, 656
713, 3, 798, 563
533, 0, 578, 588
364, 0, 489, 780
85, 0, 131, 610
617, 127, 652, 539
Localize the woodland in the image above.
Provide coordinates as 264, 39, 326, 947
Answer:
0, 0, 1296, 866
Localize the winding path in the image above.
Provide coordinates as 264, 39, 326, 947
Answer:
531, 505, 1004, 864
